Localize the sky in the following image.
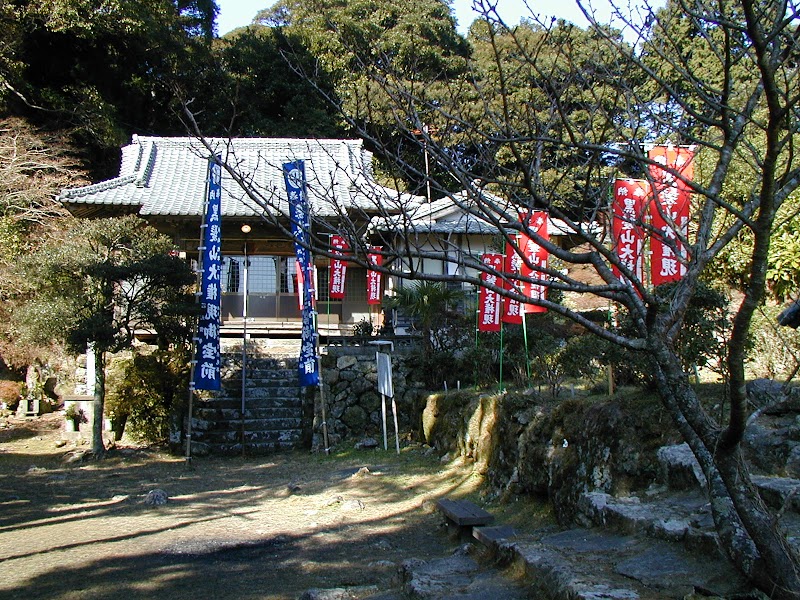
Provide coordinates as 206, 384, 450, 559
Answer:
215, 0, 640, 37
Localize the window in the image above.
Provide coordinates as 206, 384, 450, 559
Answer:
221, 256, 278, 293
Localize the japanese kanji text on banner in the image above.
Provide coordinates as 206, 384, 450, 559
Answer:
329, 235, 348, 300
502, 240, 524, 324
283, 160, 320, 387
648, 145, 694, 285
520, 211, 549, 314
612, 178, 648, 285
479, 253, 503, 332
192, 158, 222, 391
367, 247, 383, 305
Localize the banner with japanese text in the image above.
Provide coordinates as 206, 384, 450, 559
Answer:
192, 158, 222, 391
648, 146, 693, 285
520, 211, 549, 314
612, 178, 648, 285
479, 253, 503, 332
329, 235, 348, 300
295, 261, 318, 310
502, 239, 524, 325
367, 247, 383, 305
283, 160, 319, 387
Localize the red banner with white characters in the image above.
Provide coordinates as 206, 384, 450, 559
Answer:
479, 253, 503, 332
367, 247, 383, 305
329, 235, 348, 300
502, 240, 524, 324
648, 145, 693, 285
295, 261, 318, 309
520, 211, 549, 314
612, 179, 648, 284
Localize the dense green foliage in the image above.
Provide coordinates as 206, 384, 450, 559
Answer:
0, 0, 218, 174
14, 215, 196, 354
11, 214, 197, 452
384, 281, 468, 387
106, 347, 191, 443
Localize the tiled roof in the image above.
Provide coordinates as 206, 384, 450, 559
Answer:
370, 192, 597, 237
59, 135, 423, 218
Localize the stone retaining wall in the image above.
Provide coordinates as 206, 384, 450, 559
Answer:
420, 389, 680, 525
315, 346, 426, 449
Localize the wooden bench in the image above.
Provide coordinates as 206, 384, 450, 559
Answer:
436, 498, 495, 527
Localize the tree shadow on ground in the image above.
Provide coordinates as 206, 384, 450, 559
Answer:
11, 527, 418, 600
0, 441, 488, 600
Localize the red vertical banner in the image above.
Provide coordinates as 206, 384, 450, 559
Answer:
502, 239, 523, 324
479, 253, 503, 332
295, 259, 304, 309
295, 262, 317, 309
612, 179, 648, 285
367, 247, 383, 305
648, 145, 693, 285
520, 211, 549, 314
329, 235, 348, 300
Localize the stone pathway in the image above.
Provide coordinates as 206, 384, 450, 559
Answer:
299, 442, 800, 599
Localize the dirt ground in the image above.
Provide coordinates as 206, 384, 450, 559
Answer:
0, 413, 549, 600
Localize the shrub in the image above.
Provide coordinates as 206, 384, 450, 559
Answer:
352, 319, 374, 337
105, 346, 190, 444
64, 404, 87, 425
598, 281, 731, 386
0, 380, 22, 411
748, 304, 800, 379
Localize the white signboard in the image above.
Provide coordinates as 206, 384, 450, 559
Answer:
377, 352, 394, 398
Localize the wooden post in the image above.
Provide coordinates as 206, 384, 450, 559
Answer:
381, 393, 388, 451
608, 364, 615, 396
391, 397, 400, 455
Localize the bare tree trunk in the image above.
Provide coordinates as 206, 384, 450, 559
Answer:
92, 350, 105, 456
652, 341, 800, 597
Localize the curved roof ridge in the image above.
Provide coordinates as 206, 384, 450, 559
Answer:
134, 139, 156, 187
134, 135, 365, 148
59, 174, 138, 200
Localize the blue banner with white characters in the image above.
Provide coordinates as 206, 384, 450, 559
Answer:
283, 160, 320, 387
192, 158, 222, 391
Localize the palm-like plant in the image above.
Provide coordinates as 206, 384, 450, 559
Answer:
384, 281, 464, 352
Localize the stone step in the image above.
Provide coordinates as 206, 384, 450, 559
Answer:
193, 416, 302, 432
657, 443, 800, 517
752, 475, 800, 514
578, 490, 721, 555
200, 394, 301, 409
496, 528, 753, 599
400, 546, 532, 599
195, 407, 302, 421
220, 356, 298, 369
218, 380, 300, 392
578, 487, 800, 558
200, 429, 303, 450
220, 338, 302, 356
194, 348, 305, 455
656, 443, 707, 491
212, 388, 300, 402
220, 370, 298, 382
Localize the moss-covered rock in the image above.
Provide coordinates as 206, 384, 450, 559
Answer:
420, 388, 678, 526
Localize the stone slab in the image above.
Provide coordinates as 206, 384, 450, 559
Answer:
437, 498, 495, 527
473, 525, 516, 547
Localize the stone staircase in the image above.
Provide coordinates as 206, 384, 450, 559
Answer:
354, 447, 800, 600
482, 443, 800, 599
301, 382, 800, 599
190, 341, 308, 455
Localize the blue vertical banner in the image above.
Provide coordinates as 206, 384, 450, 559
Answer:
283, 160, 320, 387
192, 158, 223, 391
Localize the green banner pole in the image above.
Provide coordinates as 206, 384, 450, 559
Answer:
499, 321, 504, 393
522, 309, 531, 382
474, 293, 479, 389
